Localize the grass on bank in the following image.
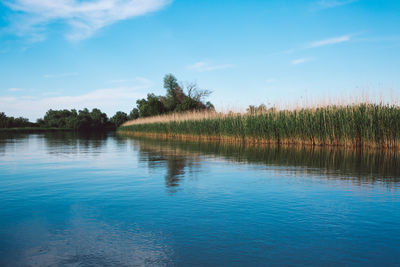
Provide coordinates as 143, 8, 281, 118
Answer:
119, 103, 400, 149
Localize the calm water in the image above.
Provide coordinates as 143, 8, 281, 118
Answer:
0, 132, 399, 266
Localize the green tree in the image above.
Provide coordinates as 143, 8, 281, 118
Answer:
65, 109, 78, 128
111, 111, 129, 127
128, 108, 139, 120
0, 112, 9, 128
176, 97, 202, 112
89, 108, 108, 130
136, 93, 165, 118
0, 112, 33, 128
42, 109, 78, 128
76, 108, 92, 130
205, 101, 215, 110
163, 74, 185, 111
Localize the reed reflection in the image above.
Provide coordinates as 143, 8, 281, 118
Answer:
129, 135, 400, 189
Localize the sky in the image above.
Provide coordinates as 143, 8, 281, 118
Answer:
0, 0, 399, 121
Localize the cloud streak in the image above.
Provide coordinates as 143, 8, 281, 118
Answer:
44, 72, 78, 78
3, 0, 171, 41
7, 87, 23, 92
187, 61, 234, 72
308, 35, 351, 48
291, 58, 312, 65
315, 0, 358, 9
109, 77, 153, 85
269, 33, 353, 58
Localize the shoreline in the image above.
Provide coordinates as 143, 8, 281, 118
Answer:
0, 128, 74, 132
0, 128, 116, 133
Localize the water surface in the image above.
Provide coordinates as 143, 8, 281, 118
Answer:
0, 132, 399, 266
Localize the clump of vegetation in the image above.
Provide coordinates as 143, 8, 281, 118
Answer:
110, 111, 129, 128
246, 104, 276, 115
36, 108, 112, 130
134, 74, 214, 118
0, 112, 35, 128
120, 103, 400, 149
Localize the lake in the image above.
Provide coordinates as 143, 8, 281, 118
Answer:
0, 132, 399, 266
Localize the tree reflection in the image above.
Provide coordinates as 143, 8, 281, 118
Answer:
43, 131, 109, 156
135, 140, 201, 193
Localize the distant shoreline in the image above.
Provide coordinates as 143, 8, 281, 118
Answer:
0, 128, 116, 133
0, 127, 74, 132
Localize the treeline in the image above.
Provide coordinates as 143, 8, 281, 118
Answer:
37, 108, 113, 130
37, 108, 140, 130
0, 109, 130, 130
0, 112, 35, 128
1, 74, 214, 131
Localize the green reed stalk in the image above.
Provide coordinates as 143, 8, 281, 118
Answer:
119, 104, 400, 148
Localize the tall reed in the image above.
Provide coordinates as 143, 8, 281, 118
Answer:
120, 103, 400, 149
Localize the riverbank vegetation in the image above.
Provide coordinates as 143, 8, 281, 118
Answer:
1, 108, 138, 131
1, 109, 130, 131
37, 108, 113, 130
120, 103, 400, 149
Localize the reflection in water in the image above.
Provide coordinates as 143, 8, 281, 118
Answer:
4, 206, 172, 266
134, 140, 201, 193
127, 135, 400, 189
0, 131, 110, 158
43, 131, 108, 156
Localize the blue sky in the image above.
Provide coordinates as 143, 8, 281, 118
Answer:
1, 0, 399, 121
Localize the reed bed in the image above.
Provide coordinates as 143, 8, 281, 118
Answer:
120, 103, 400, 149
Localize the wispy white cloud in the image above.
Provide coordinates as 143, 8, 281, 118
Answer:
3, 0, 172, 41
109, 76, 153, 85
308, 35, 351, 48
266, 78, 276, 84
44, 72, 78, 78
315, 0, 358, 9
109, 79, 132, 84
187, 61, 234, 72
269, 34, 353, 57
291, 58, 312, 65
7, 87, 23, 92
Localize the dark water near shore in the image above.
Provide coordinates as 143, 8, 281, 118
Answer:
0, 132, 399, 266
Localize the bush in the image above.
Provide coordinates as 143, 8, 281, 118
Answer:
133, 74, 214, 119
111, 111, 129, 127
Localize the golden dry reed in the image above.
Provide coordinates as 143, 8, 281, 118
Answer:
122, 110, 224, 126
